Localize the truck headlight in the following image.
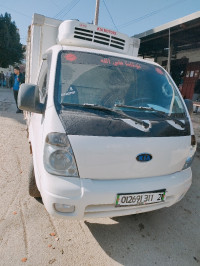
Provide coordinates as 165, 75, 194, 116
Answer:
182, 135, 196, 170
44, 133, 79, 177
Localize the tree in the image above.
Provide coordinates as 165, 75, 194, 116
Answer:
0, 12, 25, 68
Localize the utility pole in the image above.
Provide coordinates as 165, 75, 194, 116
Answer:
94, 0, 100, 25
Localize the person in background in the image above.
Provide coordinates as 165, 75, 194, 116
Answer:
0, 71, 5, 88
5, 72, 11, 88
192, 78, 200, 113
178, 72, 184, 92
9, 66, 25, 113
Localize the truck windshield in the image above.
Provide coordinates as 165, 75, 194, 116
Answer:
56, 51, 186, 118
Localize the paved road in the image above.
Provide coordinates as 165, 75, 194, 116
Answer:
0, 88, 200, 266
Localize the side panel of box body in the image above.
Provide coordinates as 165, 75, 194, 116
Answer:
26, 14, 62, 84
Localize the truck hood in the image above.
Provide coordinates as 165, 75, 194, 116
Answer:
60, 110, 191, 179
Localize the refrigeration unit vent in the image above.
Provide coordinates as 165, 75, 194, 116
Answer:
58, 20, 140, 56
74, 27, 125, 51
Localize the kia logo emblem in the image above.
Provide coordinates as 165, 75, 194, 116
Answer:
136, 153, 152, 162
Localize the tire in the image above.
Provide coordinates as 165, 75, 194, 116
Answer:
28, 159, 41, 198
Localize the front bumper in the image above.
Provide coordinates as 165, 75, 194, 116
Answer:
41, 168, 192, 220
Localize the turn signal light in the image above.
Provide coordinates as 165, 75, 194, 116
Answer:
54, 203, 75, 213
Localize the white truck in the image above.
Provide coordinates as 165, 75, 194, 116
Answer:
18, 13, 196, 219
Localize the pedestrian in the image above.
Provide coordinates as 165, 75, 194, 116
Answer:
9, 66, 25, 113
192, 78, 200, 113
0, 71, 5, 88
5, 72, 11, 88
178, 72, 184, 92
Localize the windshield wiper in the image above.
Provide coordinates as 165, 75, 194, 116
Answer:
61, 103, 149, 129
115, 104, 185, 128
83, 104, 150, 128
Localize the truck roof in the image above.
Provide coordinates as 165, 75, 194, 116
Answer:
27, 13, 141, 84
58, 20, 140, 57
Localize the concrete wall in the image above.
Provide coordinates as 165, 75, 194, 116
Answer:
156, 56, 167, 66
176, 48, 200, 62
156, 48, 200, 67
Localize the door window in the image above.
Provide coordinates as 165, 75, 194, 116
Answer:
37, 58, 48, 104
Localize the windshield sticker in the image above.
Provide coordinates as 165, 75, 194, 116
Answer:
100, 58, 141, 69
65, 54, 77, 62
112, 60, 124, 66
62, 52, 143, 69
155, 67, 164, 75
61, 86, 77, 97
100, 58, 111, 64
125, 61, 141, 69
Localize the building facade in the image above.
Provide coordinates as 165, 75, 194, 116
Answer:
134, 11, 200, 100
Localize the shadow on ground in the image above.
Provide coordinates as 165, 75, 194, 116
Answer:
85, 154, 200, 265
0, 88, 26, 125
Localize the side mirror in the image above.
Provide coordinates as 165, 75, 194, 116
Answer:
184, 99, 193, 116
18, 84, 45, 114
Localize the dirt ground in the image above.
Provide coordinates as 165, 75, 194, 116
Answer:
0, 88, 200, 266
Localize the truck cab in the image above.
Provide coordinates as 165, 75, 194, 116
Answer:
18, 14, 196, 219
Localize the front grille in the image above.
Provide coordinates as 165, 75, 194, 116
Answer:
83, 195, 174, 218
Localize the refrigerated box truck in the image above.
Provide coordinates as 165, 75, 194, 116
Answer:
18, 13, 196, 219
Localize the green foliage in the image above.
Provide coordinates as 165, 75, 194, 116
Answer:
0, 12, 25, 68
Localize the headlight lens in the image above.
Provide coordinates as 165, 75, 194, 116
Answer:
182, 135, 196, 170
44, 133, 79, 177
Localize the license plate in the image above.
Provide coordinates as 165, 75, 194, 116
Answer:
115, 190, 166, 207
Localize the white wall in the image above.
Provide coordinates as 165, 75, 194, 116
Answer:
0, 66, 13, 75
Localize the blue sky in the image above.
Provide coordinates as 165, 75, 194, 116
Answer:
0, 0, 200, 44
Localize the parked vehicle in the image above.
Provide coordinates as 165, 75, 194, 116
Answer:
18, 14, 196, 219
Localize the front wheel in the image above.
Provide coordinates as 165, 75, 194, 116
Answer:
28, 159, 41, 198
